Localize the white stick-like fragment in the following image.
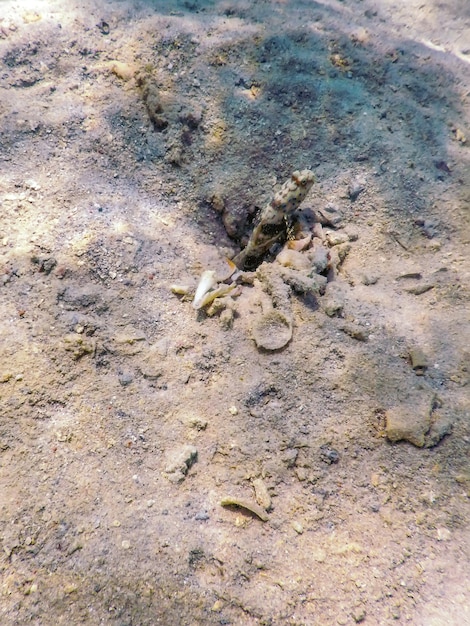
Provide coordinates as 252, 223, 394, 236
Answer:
192, 270, 217, 309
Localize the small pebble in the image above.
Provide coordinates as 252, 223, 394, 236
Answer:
186, 415, 208, 430
385, 395, 434, 447
110, 61, 135, 81
292, 521, 304, 534
194, 510, 210, 521
409, 347, 428, 375
320, 445, 340, 464
121, 540, 131, 550
220, 307, 234, 329
253, 478, 272, 510
315, 204, 343, 227
348, 178, 366, 201
352, 607, 367, 623
323, 298, 343, 317
340, 322, 368, 342
163, 445, 198, 483
118, 372, 133, 386
325, 231, 350, 247
436, 527, 451, 541
405, 284, 434, 295
294, 467, 309, 481
361, 273, 379, 286
282, 448, 299, 468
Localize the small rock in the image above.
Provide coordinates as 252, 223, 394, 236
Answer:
24, 179, 41, 190
185, 415, 208, 431
220, 307, 234, 329
344, 227, 359, 242
278, 266, 327, 294
282, 448, 299, 468
405, 284, 435, 295
163, 445, 198, 483
385, 394, 434, 447
453, 127, 466, 143
352, 606, 367, 623
348, 178, 366, 201
361, 273, 378, 285
121, 540, 131, 550
340, 322, 368, 342
320, 445, 340, 464
307, 239, 330, 274
315, 204, 343, 227
138, 341, 168, 379
397, 271, 422, 280
252, 478, 272, 510
322, 281, 345, 316
211, 600, 224, 612
194, 510, 210, 521
294, 467, 309, 481
425, 413, 453, 447
276, 248, 312, 271
22, 12, 41, 23
325, 231, 350, 247
436, 527, 451, 541
63, 334, 95, 359
292, 521, 304, 534
109, 60, 135, 81
409, 347, 428, 375
312, 223, 324, 239
118, 372, 133, 386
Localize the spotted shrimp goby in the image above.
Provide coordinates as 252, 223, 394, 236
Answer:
232, 169, 315, 270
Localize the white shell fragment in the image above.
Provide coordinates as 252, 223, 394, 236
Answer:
192, 270, 217, 309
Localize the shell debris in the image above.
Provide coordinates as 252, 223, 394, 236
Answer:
220, 496, 269, 522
